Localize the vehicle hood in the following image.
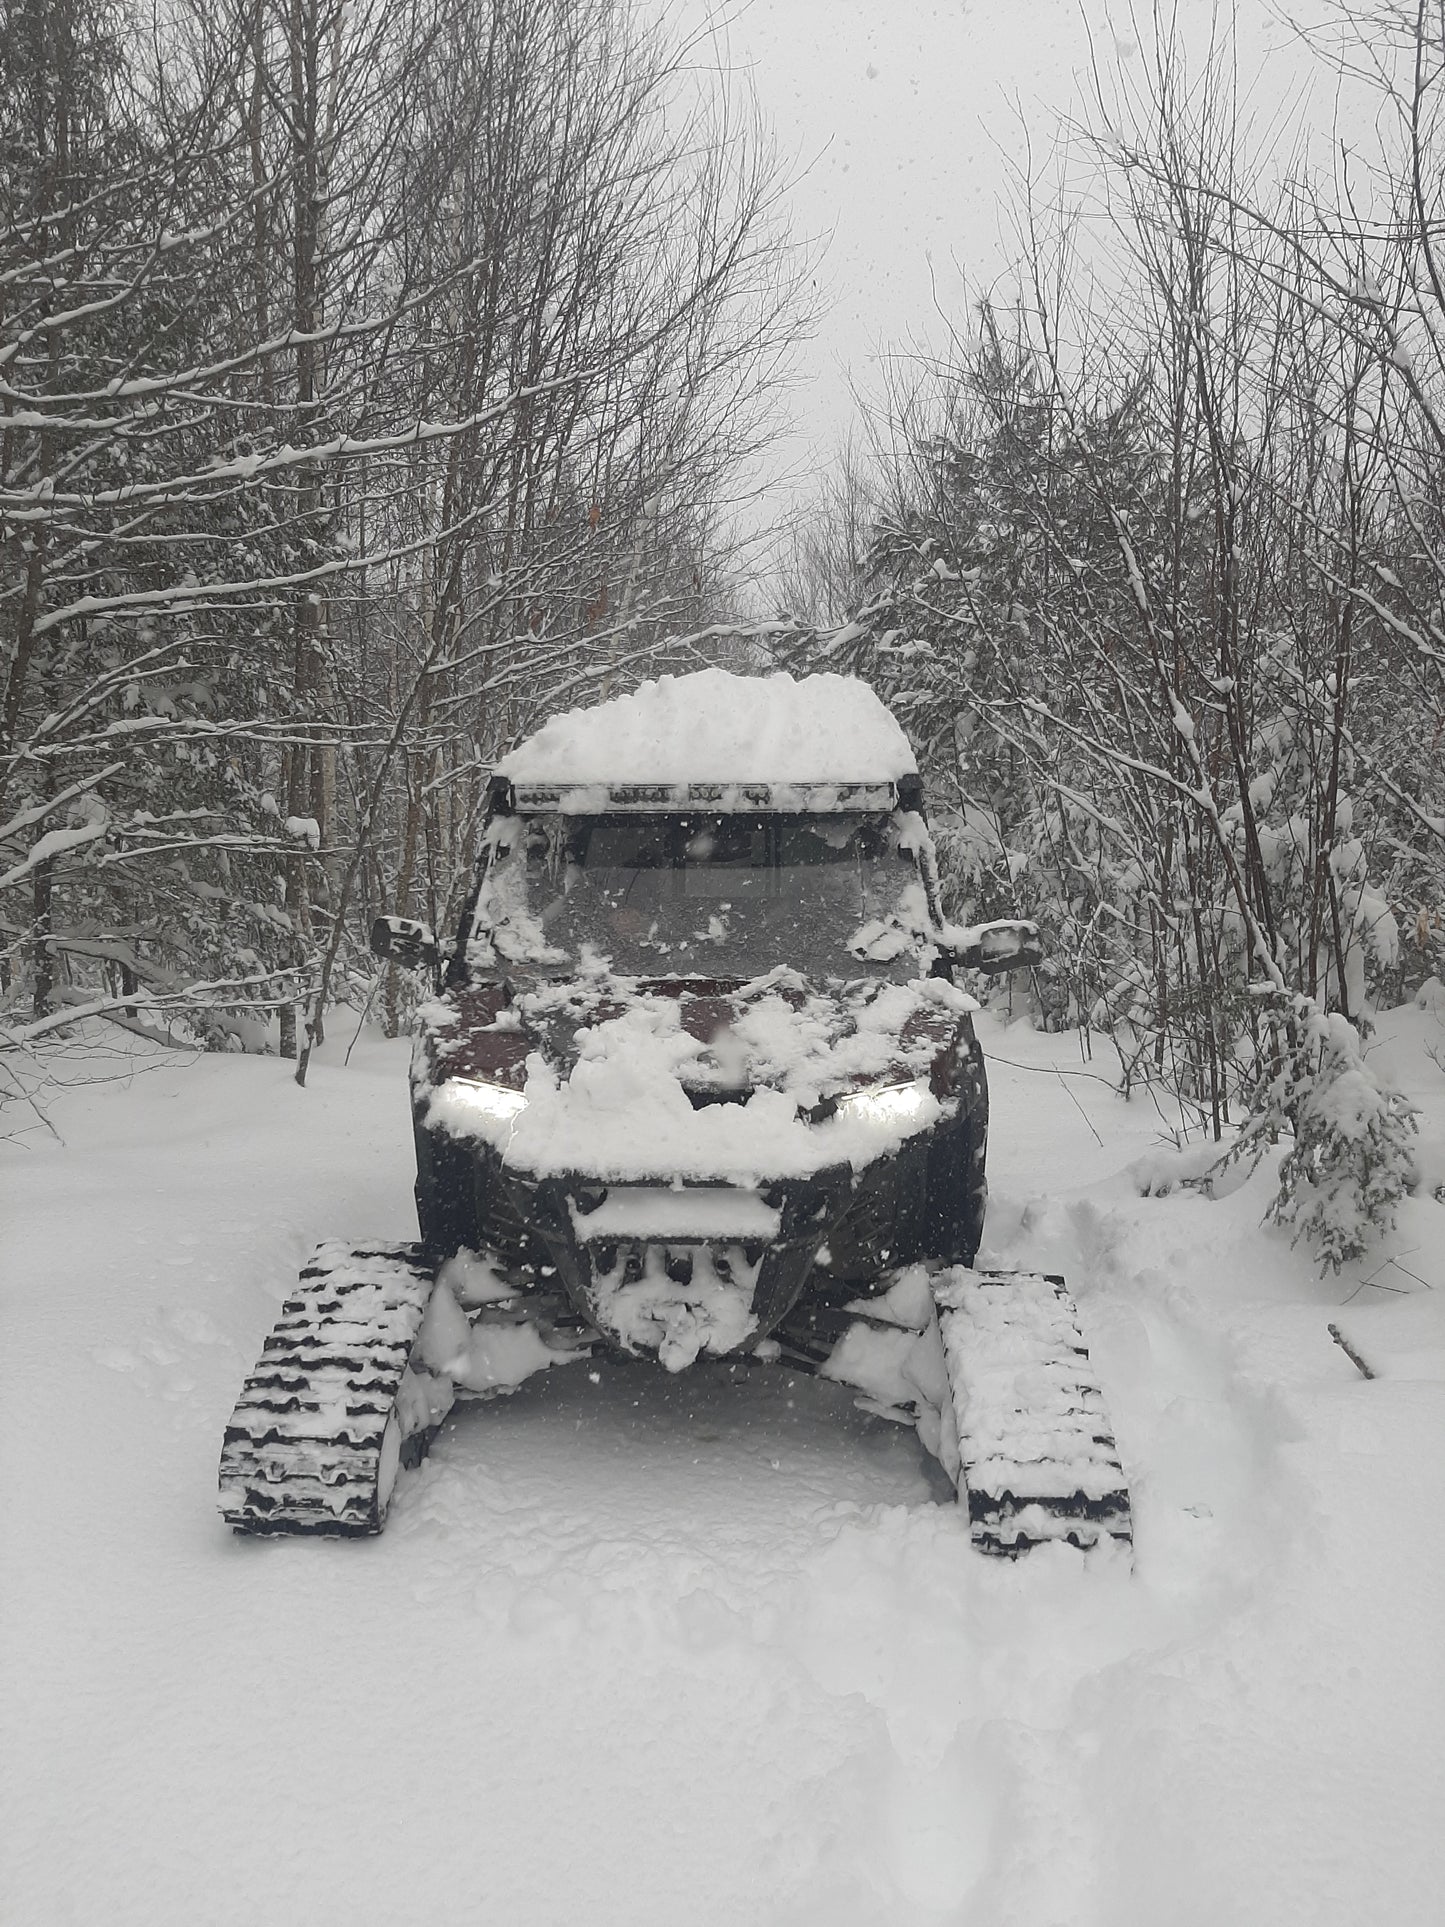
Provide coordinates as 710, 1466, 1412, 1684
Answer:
417, 967, 978, 1183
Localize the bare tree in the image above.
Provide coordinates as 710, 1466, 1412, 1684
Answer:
789, 3, 1434, 1259
0, 0, 809, 1070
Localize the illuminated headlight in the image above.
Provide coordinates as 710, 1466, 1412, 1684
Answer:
444, 1078, 527, 1128
834, 1080, 932, 1129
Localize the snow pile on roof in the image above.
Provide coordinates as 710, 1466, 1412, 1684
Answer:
498, 668, 918, 785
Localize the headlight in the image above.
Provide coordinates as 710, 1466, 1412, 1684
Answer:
833, 1080, 932, 1129
442, 1078, 526, 1128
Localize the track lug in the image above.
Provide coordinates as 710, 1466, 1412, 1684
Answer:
929, 1266, 1133, 1556
219, 1241, 444, 1537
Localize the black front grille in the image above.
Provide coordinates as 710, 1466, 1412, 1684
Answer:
683, 1085, 751, 1110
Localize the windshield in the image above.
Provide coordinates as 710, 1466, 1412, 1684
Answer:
473, 812, 932, 979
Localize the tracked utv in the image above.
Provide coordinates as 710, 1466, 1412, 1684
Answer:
219, 669, 1131, 1553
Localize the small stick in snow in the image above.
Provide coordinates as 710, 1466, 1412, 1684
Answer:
344, 973, 384, 1067
1055, 1065, 1104, 1148
1327, 1322, 1376, 1380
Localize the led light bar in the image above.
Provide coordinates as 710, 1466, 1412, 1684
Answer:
508, 780, 901, 814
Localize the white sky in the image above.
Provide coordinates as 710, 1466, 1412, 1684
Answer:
671, 1, 1359, 558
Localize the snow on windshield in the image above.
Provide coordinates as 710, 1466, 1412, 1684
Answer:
472, 811, 932, 978
496, 668, 919, 785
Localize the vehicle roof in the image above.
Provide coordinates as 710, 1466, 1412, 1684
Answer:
496, 668, 919, 796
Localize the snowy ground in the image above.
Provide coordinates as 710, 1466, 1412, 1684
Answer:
3, 1006, 1443, 1927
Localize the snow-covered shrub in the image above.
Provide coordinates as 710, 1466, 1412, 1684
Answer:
1228, 998, 1418, 1272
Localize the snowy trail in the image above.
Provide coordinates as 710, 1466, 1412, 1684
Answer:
3, 1016, 1443, 1926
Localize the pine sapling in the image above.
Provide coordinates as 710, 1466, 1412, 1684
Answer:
1226, 996, 1419, 1273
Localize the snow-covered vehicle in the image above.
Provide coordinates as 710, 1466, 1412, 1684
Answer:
219, 670, 1131, 1554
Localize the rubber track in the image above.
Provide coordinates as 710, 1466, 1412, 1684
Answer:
932, 1267, 1132, 1556
219, 1241, 437, 1537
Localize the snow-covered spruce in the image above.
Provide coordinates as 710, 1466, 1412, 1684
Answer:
1226, 999, 1419, 1274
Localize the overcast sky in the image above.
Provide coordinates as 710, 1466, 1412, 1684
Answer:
674, 1, 1355, 557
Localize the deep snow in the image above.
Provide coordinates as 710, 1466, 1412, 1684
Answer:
2, 1006, 1443, 1927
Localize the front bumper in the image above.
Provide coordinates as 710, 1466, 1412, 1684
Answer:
522, 1165, 851, 1350
416, 1096, 975, 1355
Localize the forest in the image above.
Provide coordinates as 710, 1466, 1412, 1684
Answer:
0, 0, 801, 1063
3, 0, 1443, 1265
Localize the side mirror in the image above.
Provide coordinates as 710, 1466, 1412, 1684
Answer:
946, 918, 1043, 975
370, 915, 439, 972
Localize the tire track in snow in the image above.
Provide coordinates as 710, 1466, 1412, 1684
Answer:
872, 1183, 1319, 1925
